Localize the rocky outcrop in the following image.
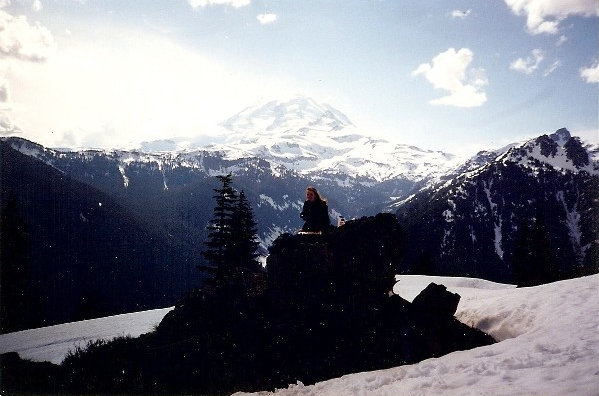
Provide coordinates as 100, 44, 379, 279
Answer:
412, 282, 460, 319
5, 214, 495, 395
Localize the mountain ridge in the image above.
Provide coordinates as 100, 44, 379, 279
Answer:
1, 96, 597, 329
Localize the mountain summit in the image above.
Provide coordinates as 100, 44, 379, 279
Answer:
220, 96, 354, 136
209, 96, 457, 182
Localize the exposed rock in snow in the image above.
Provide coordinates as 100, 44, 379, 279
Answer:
233, 274, 598, 396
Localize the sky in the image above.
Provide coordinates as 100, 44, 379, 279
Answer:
0, 0, 597, 156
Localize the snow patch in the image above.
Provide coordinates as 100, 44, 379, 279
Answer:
258, 225, 289, 249
483, 180, 503, 259
0, 307, 174, 364
258, 194, 291, 211
118, 165, 129, 188
556, 191, 584, 261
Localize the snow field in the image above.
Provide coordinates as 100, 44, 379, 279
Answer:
0, 307, 173, 364
234, 274, 599, 396
1, 275, 597, 395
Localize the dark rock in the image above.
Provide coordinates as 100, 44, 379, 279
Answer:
411, 282, 460, 319
550, 127, 571, 143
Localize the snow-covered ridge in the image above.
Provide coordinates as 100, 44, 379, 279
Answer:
3, 96, 461, 185
500, 129, 598, 175
423, 128, 598, 197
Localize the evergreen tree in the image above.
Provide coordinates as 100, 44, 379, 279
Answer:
228, 190, 261, 271
201, 174, 238, 280
201, 175, 261, 285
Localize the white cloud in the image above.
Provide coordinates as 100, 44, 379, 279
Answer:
0, 113, 21, 135
556, 34, 568, 46
509, 48, 544, 74
0, 76, 8, 102
580, 61, 599, 84
412, 47, 488, 108
5, 28, 299, 149
0, 8, 55, 62
188, 0, 250, 9
504, 0, 599, 35
543, 60, 561, 76
0, 0, 10, 9
451, 9, 471, 19
574, 127, 599, 144
257, 13, 277, 24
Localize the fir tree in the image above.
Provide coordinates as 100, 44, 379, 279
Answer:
201, 175, 261, 285
201, 173, 238, 281
228, 190, 261, 271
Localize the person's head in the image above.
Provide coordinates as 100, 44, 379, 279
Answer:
306, 186, 323, 203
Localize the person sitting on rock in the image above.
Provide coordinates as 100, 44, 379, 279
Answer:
300, 186, 331, 233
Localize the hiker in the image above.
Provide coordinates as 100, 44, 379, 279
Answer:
300, 186, 331, 233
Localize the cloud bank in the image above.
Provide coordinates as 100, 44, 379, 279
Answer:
0, 8, 55, 61
0, 5, 56, 137
6, 27, 300, 149
412, 48, 488, 108
504, 0, 599, 34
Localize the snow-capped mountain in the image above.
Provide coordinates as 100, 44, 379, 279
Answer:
144, 96, 460, 183
396, 128, 599, 283
221, 96, 354, 134
3, 92, 597, 330
2, 96, 463, 263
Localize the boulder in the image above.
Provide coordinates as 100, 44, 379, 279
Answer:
411, 282, 460, 319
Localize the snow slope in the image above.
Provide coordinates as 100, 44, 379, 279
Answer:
235, 274, 599, 396
1, 275, 597, 395
0, 307, 173, 364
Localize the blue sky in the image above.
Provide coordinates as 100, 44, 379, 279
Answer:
0, 0, 597, 156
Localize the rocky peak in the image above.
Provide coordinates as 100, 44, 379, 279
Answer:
550, 128, 571, 146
